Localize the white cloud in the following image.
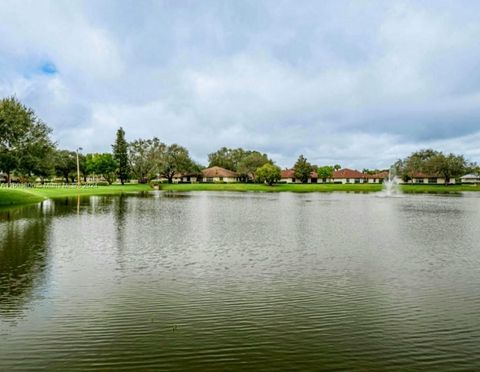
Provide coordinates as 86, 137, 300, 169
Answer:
0, 0, 479, 169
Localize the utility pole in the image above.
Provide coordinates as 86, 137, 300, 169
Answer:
76, 147, 83, 186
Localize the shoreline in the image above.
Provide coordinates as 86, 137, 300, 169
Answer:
0, 184, 151, 208
1, 183, 479, 209
157, 183, 480, 194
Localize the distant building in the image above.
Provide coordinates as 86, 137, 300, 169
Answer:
201, 166, 239, 183
460, 174, 480, 184
401, 173, 456, 185
367, 171, 390, 184
172, 173, 200, 183
280, 169, 318, 183
331, 168, 368, 184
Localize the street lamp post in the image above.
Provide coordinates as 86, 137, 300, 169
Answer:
76, 147, 83, 187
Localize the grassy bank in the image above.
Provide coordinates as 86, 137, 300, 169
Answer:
158, 183, 480, 193
0, 188, 46, 207
0, 184, 152, 207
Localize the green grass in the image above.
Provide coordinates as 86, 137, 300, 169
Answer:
1, 182, 479, 208
159, 183, 480, 193
0, 184, 152, 207
400, 184, 480, 193
0, 188, 46, 207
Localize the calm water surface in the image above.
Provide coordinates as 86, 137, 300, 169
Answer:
1, 191, 480, 370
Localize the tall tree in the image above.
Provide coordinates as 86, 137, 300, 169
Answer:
428, 153, 466, 184
293, 155, 313, 183
112, 127, 129, 185
54, 150, 77, 183
0, 97, 53, 185
158, 144, 193, 183
237, 151, 271, 181
128, 138, 165, 183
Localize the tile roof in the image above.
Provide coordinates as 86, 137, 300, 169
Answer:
281, 169, 318, 178
201, 166, 239, 178
332, 168, 366, 179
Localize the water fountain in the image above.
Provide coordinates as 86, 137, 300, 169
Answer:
380, 167, 402, 197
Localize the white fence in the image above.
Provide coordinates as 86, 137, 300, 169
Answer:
0, 183, 99, 189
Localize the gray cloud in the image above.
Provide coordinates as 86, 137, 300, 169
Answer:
0, 0, 479, 169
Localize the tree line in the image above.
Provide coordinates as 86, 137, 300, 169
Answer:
1, 97, 478, 186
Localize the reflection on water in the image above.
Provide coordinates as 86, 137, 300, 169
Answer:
1, 192, 480, 370
0, 202, 53, 319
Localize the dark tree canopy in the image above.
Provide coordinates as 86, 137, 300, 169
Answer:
395, 149, 467, 184
208, 147, 271, 180
128, 137, 164, 183
157, 144, 194, 183
293, 155, 313, 183
112, 127, 129, 185
0, 97, 54, 185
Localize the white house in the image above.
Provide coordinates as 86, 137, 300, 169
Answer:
201, 166, 239, 183
460, 174, 480, 184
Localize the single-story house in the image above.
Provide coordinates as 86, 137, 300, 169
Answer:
460, 174, 480, 184
367, 171, 390, 184
401, 172, 456, 185
331, 168, 369, 184
172, 172, 200, 183
201, 166, 240, 183
280, 169, 318, 183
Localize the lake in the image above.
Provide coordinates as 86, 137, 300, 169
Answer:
1, 191, 480, 370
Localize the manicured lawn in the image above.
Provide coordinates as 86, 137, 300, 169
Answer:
400, 184, 480, 193
0, 184, 152, 207
0, 188, 45, 207
159, 183, 480, 193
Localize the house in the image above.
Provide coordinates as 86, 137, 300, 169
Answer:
201, 166, 240, 183
331, 168, 368, 184
280, 169, 318, 183
367, 171, 389, 184
401, 172, 456, 185
460, 174, 480, 184
172, 172, 200, 183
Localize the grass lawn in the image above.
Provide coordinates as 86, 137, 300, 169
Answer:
159, 183, 384, 192
158, 183, 480, 193
0, 184, 152, 207
0, 188, 46, 207
1, 182, 479, 208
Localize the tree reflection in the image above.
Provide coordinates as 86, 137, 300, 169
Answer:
0, 203, 52, 319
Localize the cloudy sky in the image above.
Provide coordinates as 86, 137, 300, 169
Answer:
1, 0, 479, 168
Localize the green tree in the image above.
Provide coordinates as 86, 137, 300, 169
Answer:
334, 164, 341, 171
112, 127, 129, 185
396, 149, 467, 184
54, 150, 77, 183
128, 138, 165, 183
95, 153, 118, 184
0, 97, 54, 185
428, 153, 466, 184
317, 165, 334, 179
256, 163, 281, 185
158, 144, 193, 183
293, 155, 313, 183
237, 151, 271, 181
208, 147, 241, 171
